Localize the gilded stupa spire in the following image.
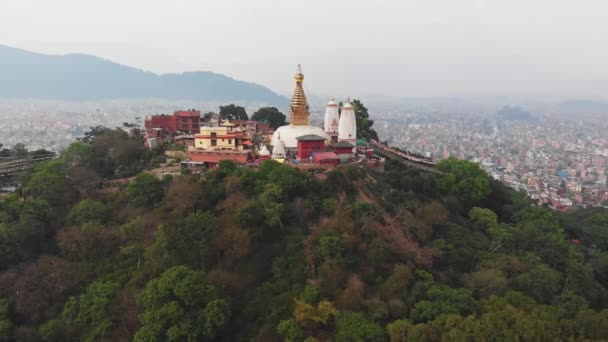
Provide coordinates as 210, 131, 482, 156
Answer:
289, 64, 310, 125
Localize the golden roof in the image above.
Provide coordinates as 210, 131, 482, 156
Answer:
290, 64, 310, 125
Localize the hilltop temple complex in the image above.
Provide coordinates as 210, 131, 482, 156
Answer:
270, 65, 329, 152
144, 65, 380, 170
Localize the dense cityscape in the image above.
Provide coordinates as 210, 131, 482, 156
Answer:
376, 112, 608, 210
2, 97, 608, 210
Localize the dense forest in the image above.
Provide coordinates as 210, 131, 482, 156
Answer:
2, 127, 608, 341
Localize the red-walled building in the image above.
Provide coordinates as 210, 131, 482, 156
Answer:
145, 115, 176, 133
312, 152, 339, 166
296, 135, 326, 160
145, 109, 201, 135
332, 141, 355, 155
174, 110, 201, 133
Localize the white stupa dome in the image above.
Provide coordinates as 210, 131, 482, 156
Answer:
271, 124, 328, 149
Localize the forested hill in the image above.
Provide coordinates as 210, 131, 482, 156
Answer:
0, 45, 286, 105
2, 127, 608, 341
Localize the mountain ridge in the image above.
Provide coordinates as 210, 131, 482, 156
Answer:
0, 44, 286, 105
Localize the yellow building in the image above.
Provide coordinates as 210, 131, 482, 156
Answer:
188, 122, 252, 167
194, 122, 249, 151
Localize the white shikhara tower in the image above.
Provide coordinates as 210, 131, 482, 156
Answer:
338, 99, 357, 145
324, 98, 340, 141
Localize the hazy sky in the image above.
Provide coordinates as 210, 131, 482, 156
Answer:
1, 0, 607, 100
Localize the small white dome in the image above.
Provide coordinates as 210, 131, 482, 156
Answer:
272, 138, 286, 158
259, 145, 270, 156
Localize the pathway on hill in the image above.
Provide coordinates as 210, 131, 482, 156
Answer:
0, 155, 57, 177
369, 140, 446, 175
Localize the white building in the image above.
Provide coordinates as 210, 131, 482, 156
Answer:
324, 98, 340, 140
338, 99, 357, 145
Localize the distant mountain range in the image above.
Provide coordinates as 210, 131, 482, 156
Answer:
0, 45, 286, 105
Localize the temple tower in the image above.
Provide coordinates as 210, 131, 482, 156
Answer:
324, 98, 340, 143
289, 65, 310, 126
338, 99, 357, 146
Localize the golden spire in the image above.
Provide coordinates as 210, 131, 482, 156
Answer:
290, 64, 309, 125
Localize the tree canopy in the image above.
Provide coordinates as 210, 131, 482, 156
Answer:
251, 107, 287, 129
219, 104, 248, 121
1, 126, 608, 341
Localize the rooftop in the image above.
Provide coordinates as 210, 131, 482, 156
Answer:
312, 152, 339, 160
333, 141, 355, 148
296, 134, 326, 141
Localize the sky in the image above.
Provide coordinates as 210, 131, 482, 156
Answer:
1, 0, 607, 100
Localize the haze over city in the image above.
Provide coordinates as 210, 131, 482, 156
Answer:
2, 0, 608, 99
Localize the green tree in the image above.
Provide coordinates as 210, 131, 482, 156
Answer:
437, 158, 491, 205
69, 199, 110, 225
277, 319, 302, 342
386, 319, 413, 342
465, 268, 508, 298
22, 159, 77, 210
78, 126, 155, 178
62, 142, 94, 166
127, 173, 164, 208
219, 104, 248, 121
11, 143, 28, 157
259, 183, 285, 229
134, 266, 230, 341
251, 107, 287, 129
63, 281, 118, 341
335, 311, 386, 342
218, 160, 237, 177
266, 164, 305, 195
0, 298, 12, 342
293, 299, 337, 328
317, 230, 344, 262
468, 207, 498, 228
153, 211, 218, 269
410, 286, 476, 323
380, 264, 413, 300
510, 263, 561, 304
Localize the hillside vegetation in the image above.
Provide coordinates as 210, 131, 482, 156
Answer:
1, 127, 608, 341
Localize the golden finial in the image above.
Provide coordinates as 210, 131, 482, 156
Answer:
295, 64, 304, 83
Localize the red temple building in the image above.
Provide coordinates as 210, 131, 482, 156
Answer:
145, 109, 201, 136
332, 141, 355, 163
332, 141, 355, 155
312, 152, 339, 166
296, 135, 326, 160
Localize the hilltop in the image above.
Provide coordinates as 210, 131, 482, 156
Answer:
1, 127, 608, 341
0, 45, 286, 105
